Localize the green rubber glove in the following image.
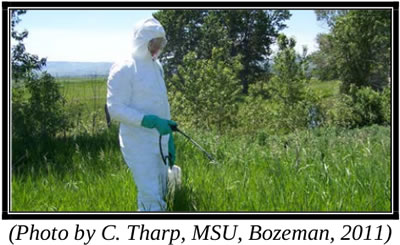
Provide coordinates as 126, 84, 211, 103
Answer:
141, 115, 177, 136
168, 133, 176, 167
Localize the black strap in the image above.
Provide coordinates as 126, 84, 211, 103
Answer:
159, 134, 169, 167
104, 104, 111, 128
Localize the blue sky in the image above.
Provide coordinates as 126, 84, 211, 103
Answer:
14, 10, 329, 62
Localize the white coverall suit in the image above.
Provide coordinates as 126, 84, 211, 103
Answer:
106, 18, 170, 211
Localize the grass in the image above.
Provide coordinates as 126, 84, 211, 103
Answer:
11, 78, 391, 212
171, 125, 390, 211
12, 126, 138, 211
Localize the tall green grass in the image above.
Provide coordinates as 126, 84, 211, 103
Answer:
172, 125, 390, 211
11, 78, 391, 212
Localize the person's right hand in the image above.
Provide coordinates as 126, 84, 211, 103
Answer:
141, 115, 177, 135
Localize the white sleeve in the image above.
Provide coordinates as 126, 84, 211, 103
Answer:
106, 62, 144, 127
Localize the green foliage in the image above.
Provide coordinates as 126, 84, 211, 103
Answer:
269, 35, 302, 106
154, 9, 291, 94
11, 78, 391, 212
11, 10, 46, 84
153, 10, 207, 78
169, 47, 243, 131
349, 85, 388, 127
312, 10, 391, 93
314, 10, 349, 28
260, 34, 322, 134
12, 72, 71, 141
10, 10, 392, 212
324, 83, 391, 128
323, 92, 357, 128
12, 122, 391, 211
217, 10, 291, 94
309, 33, 339, 81
332, 10, 391, 93
381, 85, 391, 125
311, 10, 391, 128
11, 10, 72, 143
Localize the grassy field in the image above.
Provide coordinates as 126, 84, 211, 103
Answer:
11, 78, 391, 211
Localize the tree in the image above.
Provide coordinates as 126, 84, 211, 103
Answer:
269, 34, 308, 105
11, 10, 47, 84
169, 47, 243, 131
153, 9, 291, 94
11, 10, 70, 141
313, 10, 391, 128
215, 10, 291, 94
314, 10, 349, 28
332, 10, 391, 93
266, 34, 321, 133
153, 10, 207, 79
309, 33, 339, 81
314, 10, 391, 93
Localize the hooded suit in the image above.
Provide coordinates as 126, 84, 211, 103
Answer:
106, 18, 170, 211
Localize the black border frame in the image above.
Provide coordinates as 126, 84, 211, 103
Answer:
2, 1, 399, 220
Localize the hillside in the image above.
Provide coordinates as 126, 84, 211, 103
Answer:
43, 61, 113, 77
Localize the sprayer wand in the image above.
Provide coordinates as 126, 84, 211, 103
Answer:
159, 124, 218, 167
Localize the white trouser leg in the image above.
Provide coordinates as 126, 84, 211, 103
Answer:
121, 150, 168, 211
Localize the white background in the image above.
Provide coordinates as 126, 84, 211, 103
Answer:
0, 219, 399, 245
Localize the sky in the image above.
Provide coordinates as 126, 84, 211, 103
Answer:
13, 10, 330, 63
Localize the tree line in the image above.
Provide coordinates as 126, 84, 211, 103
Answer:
11, 10, 391, 142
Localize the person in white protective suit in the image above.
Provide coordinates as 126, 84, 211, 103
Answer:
106, 18, 178, 211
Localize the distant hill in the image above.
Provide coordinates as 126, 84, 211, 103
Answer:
43, 61, 113, 78
42, 59, 315, 78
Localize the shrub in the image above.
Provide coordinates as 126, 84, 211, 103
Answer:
12, 72, 71, 141
323, 92, 357, 128
324, 83, 390, 128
